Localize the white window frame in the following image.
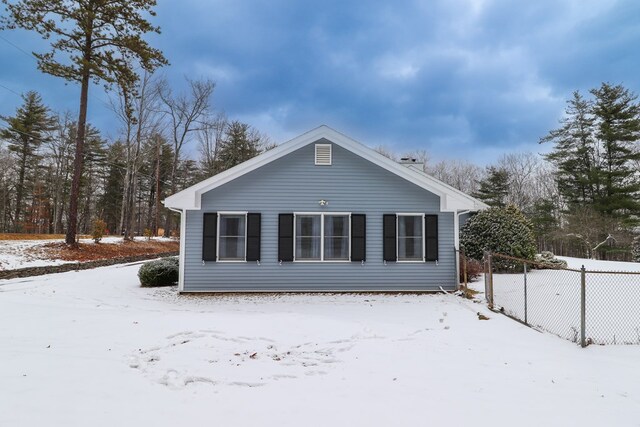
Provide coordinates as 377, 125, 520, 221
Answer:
293, 212, 351, 262
396, 213, 425, 263
217, 211, 248, 262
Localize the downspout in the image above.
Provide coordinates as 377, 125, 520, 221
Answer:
455, 210, 471, 289
167, 206, 186, 293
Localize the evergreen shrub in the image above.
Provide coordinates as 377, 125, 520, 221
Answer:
138, 257, 179, 287
460, 205, 536, 271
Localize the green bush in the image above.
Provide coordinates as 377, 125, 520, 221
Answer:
460, 205, 536, 270
138, 257, 179, 287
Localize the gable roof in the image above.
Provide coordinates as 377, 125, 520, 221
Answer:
163, 125, 489, 212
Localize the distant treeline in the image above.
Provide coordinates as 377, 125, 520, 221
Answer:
0, 80, 272, 238
381, 83, 640, 261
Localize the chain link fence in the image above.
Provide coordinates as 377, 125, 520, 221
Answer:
484, 252, 640, 346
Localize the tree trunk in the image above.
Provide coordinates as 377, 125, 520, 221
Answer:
154, 135, 161, 236
118, 165, 130, 236
66, 66, 91, 246
14, 148, 28, 232
82, 162, 93, 233
163, 157, 178, 237
125, 125, 144, 240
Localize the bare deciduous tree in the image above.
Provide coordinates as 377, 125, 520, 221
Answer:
197, 112, 227, 178
112, 71, 163, 239
158, 77, 215, 236
374, 145, 398, 161
427, 159, 485, 194
497, 152, 543, 211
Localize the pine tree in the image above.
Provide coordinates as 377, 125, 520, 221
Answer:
98, 141, 126, 234
540, 91, 597, 209
473, 166, 509, 207
78, 125, 107, 233
590, 83, 640, 217
528, 199, 559, 251
0, 91, 55, 231
215, 121, 264, 173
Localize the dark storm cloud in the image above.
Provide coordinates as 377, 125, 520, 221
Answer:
1, 0, 639, 163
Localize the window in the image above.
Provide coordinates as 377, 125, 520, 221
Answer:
218, 213, 246, 261
295, 215, 321, 260
397, 214, 423, 261
324, 215, 349, 260
295, 213, 350, 261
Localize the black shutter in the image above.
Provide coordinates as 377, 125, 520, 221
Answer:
278, 213, 294, 262
425, 214, 438, 261
202, 212, 217, 261
246, 213, 261, 261
383, 214, 397, 262
351, 214, 366, 262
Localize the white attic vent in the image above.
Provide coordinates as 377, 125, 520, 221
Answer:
315, 143, 332, 165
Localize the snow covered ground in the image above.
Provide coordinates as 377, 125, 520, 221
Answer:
1, 264, 639, 426
0, 239, 72, 270
559, 256, 640, 272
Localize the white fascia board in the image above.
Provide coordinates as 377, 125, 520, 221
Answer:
163, 125, 489, 212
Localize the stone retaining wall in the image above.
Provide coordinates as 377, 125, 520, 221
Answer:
0, 251, 179, 280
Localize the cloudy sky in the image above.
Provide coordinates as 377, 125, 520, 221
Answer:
1, 0, 639, 164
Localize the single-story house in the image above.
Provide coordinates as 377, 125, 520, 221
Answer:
164, 125, 487, 292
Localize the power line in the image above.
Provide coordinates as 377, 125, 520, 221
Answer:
0, 83, 23, 98
0, 33, 34, 59
0, 34, 114, 110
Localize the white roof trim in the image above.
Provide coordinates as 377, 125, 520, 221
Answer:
163, 125, 489, 212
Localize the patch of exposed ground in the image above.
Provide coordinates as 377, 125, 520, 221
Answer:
32, 239, 179, 262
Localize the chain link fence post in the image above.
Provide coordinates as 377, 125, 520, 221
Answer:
462, 249, 468, 292
581, 265, 586, 348
487, 252, 494, 308
483, 251, 488, 301
524, 262, 528, 325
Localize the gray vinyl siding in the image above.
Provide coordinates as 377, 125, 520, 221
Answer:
182, 140, 457, 291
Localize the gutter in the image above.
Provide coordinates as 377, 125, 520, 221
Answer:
166, 207, 186, 292
454, 210, 472, 289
